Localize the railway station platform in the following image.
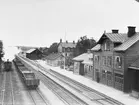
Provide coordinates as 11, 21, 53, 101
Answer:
37, 60, 139, 105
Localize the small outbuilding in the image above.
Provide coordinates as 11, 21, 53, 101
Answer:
26, 48, 43, 60
72, 52, 93, 77
43, 53, 64, 67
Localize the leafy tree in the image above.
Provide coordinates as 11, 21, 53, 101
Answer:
47, 42, 58, 54
74, 36, 96, 56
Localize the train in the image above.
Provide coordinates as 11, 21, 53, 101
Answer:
14, 56, 40, 89
4, 60, 12, 72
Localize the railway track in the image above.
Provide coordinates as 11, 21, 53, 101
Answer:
1, 71, 14, 105
49, 70, 124, 105
28, 88, 49, 105
32, 68, 88, 105
26, 58, 124, 105
19, 57, 88, 105
33, 62, 124, 105
18, 56, 125, 105
13, 60, 50, 105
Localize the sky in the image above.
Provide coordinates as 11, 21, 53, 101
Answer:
0, 0, 139, 48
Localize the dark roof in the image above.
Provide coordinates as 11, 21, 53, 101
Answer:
97, 32, 139, 51
105, 33, 128, 43
44, 53, 63, 60
114, 32, 139, 51
59, 42, 76, 48
97, 33, 128, 44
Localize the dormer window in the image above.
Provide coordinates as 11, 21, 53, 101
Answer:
104, 41, 110, 51
104, 43, 107, 50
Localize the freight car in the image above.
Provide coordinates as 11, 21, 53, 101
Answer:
14, 58, 40, 89
4, 60, 12, 72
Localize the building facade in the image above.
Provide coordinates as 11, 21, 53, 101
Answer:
58, 39, 76, 66
72, 52, 93, 78
91, 26, 139, 93
43, 53, 64, 67
26, 49, 43, 60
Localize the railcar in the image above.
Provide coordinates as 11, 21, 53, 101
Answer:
14, 57, 40, 89
4, 61, 12, 72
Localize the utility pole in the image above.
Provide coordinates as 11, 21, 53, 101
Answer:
64, 29, 66, 70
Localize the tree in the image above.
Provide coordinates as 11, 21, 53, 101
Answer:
74, 36, 96, 56
47, 42, 58, 54
0, 40, 4, 60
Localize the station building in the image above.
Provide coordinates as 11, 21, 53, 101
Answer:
91, 26, 139, 94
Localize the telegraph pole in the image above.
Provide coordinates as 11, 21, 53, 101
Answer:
64, 29, 66, 70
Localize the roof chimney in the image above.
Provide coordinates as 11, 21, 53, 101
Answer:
128, 26, 136, 37
60, 39, 62, 43
112, 29, 119, 33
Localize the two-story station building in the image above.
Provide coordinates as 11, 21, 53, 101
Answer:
91, 26, 139, 93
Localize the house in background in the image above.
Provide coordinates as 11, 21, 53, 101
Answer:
91, 26, 139, 94
43, 53, 64, 67
58, 39, 76, 66
26, 48, 43, 60
72, 50, 93, 78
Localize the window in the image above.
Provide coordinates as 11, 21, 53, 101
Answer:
65, 48, 68, 52
104, 43, 107, 51
94, 55, 99, 62
107, 56, 112, 67
65, 53, 67, 56
104, 41, 110, 51
107, 41, 110, 51
103, 56, 107, 65
115, 56, 122, 68
62, 47, 65, 52
67, 47, 70, 52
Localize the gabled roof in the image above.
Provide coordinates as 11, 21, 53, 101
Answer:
91, 44, 101, 51
26, 49, 36, 53
72, 53, 93, 62
105, 33, 128, 43
97, 33, 128, 44
59, 42, 76, 48
114, 32, 139, 51
97, 31, 139, 51
44, 53, 63, 60
82, 60, 93, 65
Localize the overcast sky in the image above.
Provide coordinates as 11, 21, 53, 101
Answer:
0, 0, 139, 47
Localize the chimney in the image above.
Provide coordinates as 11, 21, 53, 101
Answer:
60, 39, 62, 43
128, 26, 136, 37
73, 40, 75, 44
112, 29, 119, 33
66, 40, 68, 43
